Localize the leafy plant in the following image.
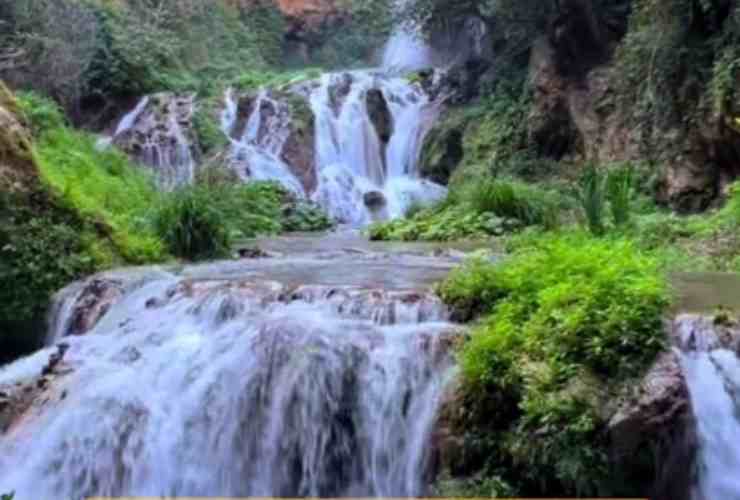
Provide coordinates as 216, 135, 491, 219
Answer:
153, 186, 230, 261
438, 231, 670, 495
606, 163, 635, 227
1, 492, 14, 500
574, 164, 607, 236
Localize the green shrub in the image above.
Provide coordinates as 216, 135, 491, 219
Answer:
0, 191, 97, 346
439, 231, 670, 495
282, 201, 334, 232
153, 186, 231, 261
1, 492, 14, 500
15, 91, 67, 136
574, 164, 607, 236
464, 177, 559, 228
368, 204, 516, 242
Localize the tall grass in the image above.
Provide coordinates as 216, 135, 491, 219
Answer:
575, 164, 606, 236
34, 127, 166, 263
153, 186, 230, 261
606, 163, 635, 227
465, 177, 560, 229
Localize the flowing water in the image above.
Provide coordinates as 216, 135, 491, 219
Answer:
222, 89, 306, 197
109, 94, 196, 190
309, 71, 446, 225
674, 316, 740, 500
0, 236, 468, 498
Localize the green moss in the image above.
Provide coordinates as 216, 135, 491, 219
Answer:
438, 231, 670, 495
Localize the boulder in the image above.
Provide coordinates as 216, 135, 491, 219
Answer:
66, 279, 126, 337
363, 191, 386, 211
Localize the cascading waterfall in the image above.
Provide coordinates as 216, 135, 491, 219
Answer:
110, 95, 196, 190
309, 71, 446, 225
382, 0, 434, 72
0, 267, 457, 498
221, 89, 306, 197
676, 319, 740, 500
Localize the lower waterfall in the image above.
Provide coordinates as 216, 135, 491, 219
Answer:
0, 242, 460, 498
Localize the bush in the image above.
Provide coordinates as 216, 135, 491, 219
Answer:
153, 186, 230, 261
464, 177, 559, 228
15, 91, 67, 136
0, 190, 97, 353
282, 201, 335, 232
438, 231, 670, 495
368, 203, 518, 242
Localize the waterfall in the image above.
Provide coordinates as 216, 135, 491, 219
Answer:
111, 95, 196, 190
221, 89, 306, 197
676, 318, 740, 500
309, 71, 446, 225
382, 0, 434, 72
0, 266, 457, 498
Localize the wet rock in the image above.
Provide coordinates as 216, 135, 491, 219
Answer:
366, 89, 393, 144
327, 73, 353, 114
363, 191, 387, 211
609, 351, 691, 457
238, 247, 272, 259
66, 279, 125, 337
41, 343, 70, 376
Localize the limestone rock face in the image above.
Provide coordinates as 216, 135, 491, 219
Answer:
526, 17, 740, 212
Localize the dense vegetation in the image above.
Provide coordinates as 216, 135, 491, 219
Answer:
0, 89, 332, 358
436, 232, 669, 496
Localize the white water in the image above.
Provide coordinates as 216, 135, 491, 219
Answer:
0, 268, 456, 498
309, 71, 446, 225
382, 0, 434, 72
111, 95, 196, 190
677, 317, 740, 500
221, 89, 306, 197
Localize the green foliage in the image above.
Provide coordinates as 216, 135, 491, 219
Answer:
611, 0, 740, 156
368, 203, 519, 242
0, 190, 96, 325
370, 179, 561, 242
606, 163, 636, 227
153, 186, 231, 261
434, 473, 516, 498
35, 126, 165, 264
230, 68, 324, 93
1, 0, 288, 108
192, 99, 227, 155
1, 492, 14, 500
464, 177, 559, 229
15, 91, 67, 137
282, 201, 335, 233
439, 231, 670, 495
574, 164, 607, 236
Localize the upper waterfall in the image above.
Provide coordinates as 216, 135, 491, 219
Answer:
309, 71, 445, 225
